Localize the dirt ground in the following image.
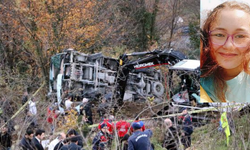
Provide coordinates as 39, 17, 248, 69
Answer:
91, 100, 172, 123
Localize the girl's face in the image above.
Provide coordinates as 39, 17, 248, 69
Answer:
210, 9, 250, 72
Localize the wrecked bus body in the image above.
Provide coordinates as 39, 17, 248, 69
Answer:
48, 49, 209, 125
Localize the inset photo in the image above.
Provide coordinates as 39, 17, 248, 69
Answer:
200, 0, 250, 103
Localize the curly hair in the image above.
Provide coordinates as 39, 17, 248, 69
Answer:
201, 1, 250, 102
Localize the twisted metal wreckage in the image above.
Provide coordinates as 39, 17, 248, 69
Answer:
48, 48, 248, 125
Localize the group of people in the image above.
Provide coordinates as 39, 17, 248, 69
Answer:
162, 108, 193, 150
92, 107, 193, 150
19, 129, 45, 150
45, 94, 94, 134
3, 89, 193, 150
4, 104, 240, 150
18, 128, 84, 150
0, 98, 194, 150
92, 114, 153, 150
63, 94, 93, 125
0, 89, 195, 150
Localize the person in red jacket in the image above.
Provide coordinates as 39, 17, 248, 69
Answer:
130, 115, 145, 133
116, 116, 130, 139
116, 116, 130, 150
98, 114, 114, 148
98, 114, 114, 134
47, 104, 60, 132
92, 124, 111, 150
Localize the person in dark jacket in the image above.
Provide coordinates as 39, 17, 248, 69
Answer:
60, 136, 82, 150
120, 134, 130, 150
32, 129, 45, 150
19, 129, 36, 150
162, 118, 181, 150
22, 91, 28, 105
66, 129, 83, 147
128, 122, 154, 150
180, 108, 193, 149
92, 124, 111, 150
80, 98, 93, 125
53, 139, 69, 150
0, 126, 12, 150
53, 129, 83, 150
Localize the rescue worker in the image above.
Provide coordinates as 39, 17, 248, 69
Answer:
47, 104, 60, 132
128, 122, 154, 150
220, 112, 230, 146
116, 116, 130, 149
130, 115, 145, 133
98, 114, 114, 135
92, 124, 111, 150
98, 114, 114, 148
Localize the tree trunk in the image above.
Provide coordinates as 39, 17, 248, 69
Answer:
150, 0, 159, 44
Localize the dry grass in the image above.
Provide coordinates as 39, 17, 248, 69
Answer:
191, 113, 250, 150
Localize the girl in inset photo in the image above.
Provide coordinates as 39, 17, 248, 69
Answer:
200, 1, 250, 102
